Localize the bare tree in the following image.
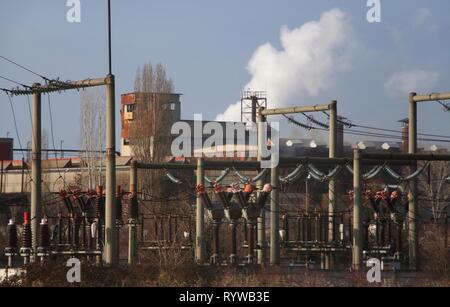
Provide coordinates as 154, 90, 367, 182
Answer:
80, 88, 105, 190
129, 62, 175, 197
419, 161, 450, 220
134, 62, 173, 93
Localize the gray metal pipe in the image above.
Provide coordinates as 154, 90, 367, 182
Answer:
361, 153, 450, 161
104, 74, 117, 265
352, 149, 363, 270
195, 158, 206, 264
261, 103, 331, 116
31, 84, 42, 261
413, 92, 450, 102
135, 157, 417, 171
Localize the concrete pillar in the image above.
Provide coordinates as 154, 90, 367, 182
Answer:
195, 158, 206, 264
352, 149, 363, 270
270, 155, 280, 265
128, 160, 138, 265
31, 84, 42, 261
105, 74, 117, 266
408, 92, 418, 270
326, 100, 338, 269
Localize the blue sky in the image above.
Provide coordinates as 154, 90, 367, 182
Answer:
1, 0, 449, 154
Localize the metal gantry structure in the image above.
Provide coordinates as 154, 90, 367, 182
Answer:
1, 0, 450, 271
2, 0, 119, 266
14, 76, 118, 266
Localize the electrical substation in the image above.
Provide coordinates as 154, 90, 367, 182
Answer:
0, 2, 449, 284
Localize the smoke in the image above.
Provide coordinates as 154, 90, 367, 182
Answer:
216, 9, 355, 122
385, 69, 440, 97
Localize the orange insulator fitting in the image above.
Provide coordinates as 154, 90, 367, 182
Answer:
196, 184, 206, 194
244, 184, 255, 194
23, 211, 30, 225
213, 183, 222, 194
96, 185, 103, 196
391, 190, 399, 199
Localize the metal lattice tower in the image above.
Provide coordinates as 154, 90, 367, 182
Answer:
241, 91, 267, 123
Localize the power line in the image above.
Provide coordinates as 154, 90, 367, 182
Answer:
285, 114, 450, 144
46, 93, 65, 186
322, 110, 450, 139
0, 74, 32, 88
0, 55, 50, 82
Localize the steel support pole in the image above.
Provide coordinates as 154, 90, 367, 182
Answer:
31, 84, 42, 261
104, 74, 117, 265
270, 155, 280, 265
195, 158, 206, 264
408, 92, 418, 270
326, 100, 337, 269
352, 149, 363, 270
128, 160, 138, 265
257, 108, 266, 265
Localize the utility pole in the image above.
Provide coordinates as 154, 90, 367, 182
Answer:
408, 92, 418, 270
352, 149, 363, 270
327, 100, 338, 270
104, 0, 117, 266
128, 160, 138, 265
270, 154, 280, 265
195, 158, 205, 264
104, 74, 117, 265
257, 107, 266, 265
31, 83, 42, 261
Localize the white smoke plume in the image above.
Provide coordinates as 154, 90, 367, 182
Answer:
215, 9, 355, 122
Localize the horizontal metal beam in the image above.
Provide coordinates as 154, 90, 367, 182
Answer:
361, 153, 450, 162
260, 103, 331, 116
6, 77, 110, 95
413, 92, 450, 102
135, 156, 415, 171
13, 148, 121, 156
136, 160, 261, 171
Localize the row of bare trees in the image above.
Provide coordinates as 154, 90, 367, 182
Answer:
130, 63, 177, 198
80, 89, 105, 190
418, 161, 450, 220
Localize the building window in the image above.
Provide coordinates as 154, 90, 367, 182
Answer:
125, 104, 135, 113
123, 139, 130, 146
170, 102, 176, 111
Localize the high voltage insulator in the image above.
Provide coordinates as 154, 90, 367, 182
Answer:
22, 212, 32, 249
73, 192, 88, 213
95, 186, 105, 220
59, 190, 74, 213
256, 184, 272, 209
128, 190, 139, 220
243, 184, 255, 202
7, 219, 18, 250
39, 218, 50, 250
